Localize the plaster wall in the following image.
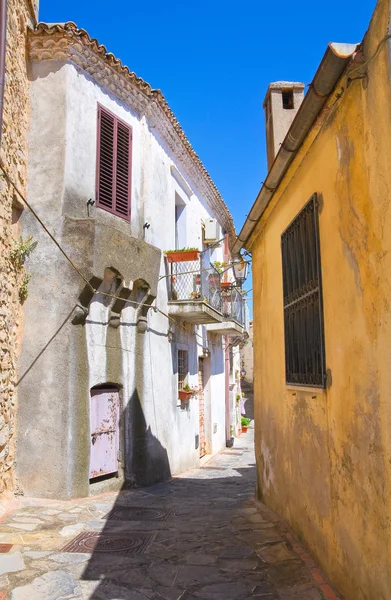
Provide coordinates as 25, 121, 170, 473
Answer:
248, 2, 391, 598
241, 321, 254, 385
17, 58, 228, 498
264, 84, 305, 168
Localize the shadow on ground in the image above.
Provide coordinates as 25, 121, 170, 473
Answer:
81, 460, 261, 600
79, 403, 259, 599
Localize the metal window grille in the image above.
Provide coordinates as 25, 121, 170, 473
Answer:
281, 194, 326, 387
96, 105, 132, 221
177, 349, 189, 390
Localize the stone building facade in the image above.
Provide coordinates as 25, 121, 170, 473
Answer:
0, 0, 39, 507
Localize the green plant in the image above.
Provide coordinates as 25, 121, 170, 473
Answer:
9, 236, 37, 268
165, 247, 199, 253
19, 273, 31, 303
190, 291, 201, 299
230, 425, 234, 437
241, 417, 251, 427
182, 384, 198, 394
9, 236, 37, 304
171, 290, 178, 300
212, 260, 227, 274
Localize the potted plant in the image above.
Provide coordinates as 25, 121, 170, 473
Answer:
178, 384, 198, 402
226, 425, 235, 448
241, 417, 251, 433
165, 247, 200, 263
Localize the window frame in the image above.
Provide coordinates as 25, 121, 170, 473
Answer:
177, 349, 189, 391
281, 193, 326, 388
95, 104, 132, 222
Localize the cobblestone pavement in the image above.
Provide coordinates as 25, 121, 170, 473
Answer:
0, 428, 341, 600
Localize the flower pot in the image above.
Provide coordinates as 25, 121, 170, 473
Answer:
241, 426, 248, 433
178, 389, 192, 401
221, 281, 232, 288
166, 250, 200, 263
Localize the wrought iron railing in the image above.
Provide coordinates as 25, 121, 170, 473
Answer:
167, 253, 222, 313
221, 287, 244, 325
166, 249, 247, 327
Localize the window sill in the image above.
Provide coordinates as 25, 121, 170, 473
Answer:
286, 384, 326, 395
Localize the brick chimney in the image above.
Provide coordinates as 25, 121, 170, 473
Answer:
263, 82, 305, 170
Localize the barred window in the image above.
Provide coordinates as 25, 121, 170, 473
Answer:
177, 350, 189, 390
281, 194, 326, 387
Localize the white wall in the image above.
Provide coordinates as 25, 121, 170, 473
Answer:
28, 59, 229, 486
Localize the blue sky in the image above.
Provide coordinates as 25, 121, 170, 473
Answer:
39, 0, 377, 305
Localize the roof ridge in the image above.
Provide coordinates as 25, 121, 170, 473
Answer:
31, 21, 236, 244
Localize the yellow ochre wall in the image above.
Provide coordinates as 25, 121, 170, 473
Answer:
248, 2, 391, 599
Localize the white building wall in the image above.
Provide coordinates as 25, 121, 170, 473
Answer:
24, 59, 229, 491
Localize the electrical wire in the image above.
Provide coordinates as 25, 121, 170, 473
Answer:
0, 165, 246, 350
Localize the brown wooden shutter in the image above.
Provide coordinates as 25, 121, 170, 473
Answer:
96, 105, 132, 221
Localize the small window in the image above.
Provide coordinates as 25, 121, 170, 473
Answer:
96, 105, 132, 221
282, 90, 294, 110
177, 349, 189, 390
281, 194, 326, 387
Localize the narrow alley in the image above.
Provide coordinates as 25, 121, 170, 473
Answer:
0, 430, 339, 600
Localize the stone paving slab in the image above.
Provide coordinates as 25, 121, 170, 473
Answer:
0, 428, 342, 600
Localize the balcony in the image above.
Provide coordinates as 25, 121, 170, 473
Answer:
166, 250, 223, 324
206, 286, 246, 336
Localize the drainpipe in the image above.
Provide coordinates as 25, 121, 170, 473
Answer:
0, 0, 7, 149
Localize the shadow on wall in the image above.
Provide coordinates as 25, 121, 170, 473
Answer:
127, 389, 171, 488
79, 395, 172, 597
80, 459, 256, 599
241, 381, 254, 420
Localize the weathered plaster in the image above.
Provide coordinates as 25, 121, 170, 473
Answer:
249, 1, 391, 598
16, 51, 229, 498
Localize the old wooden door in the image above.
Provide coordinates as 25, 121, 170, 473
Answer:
89, 388, 119, 479
198, 358, 206, 458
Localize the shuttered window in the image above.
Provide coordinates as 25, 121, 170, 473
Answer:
281, 194, 326, 387
96, 105, 132, 221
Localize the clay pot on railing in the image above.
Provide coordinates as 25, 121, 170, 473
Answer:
166, 250, 200, 263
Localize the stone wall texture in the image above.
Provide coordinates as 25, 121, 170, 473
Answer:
0, 0, 37, 505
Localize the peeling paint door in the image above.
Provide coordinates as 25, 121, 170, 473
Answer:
89, 388, 119, 479
198, 358, 206, 458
